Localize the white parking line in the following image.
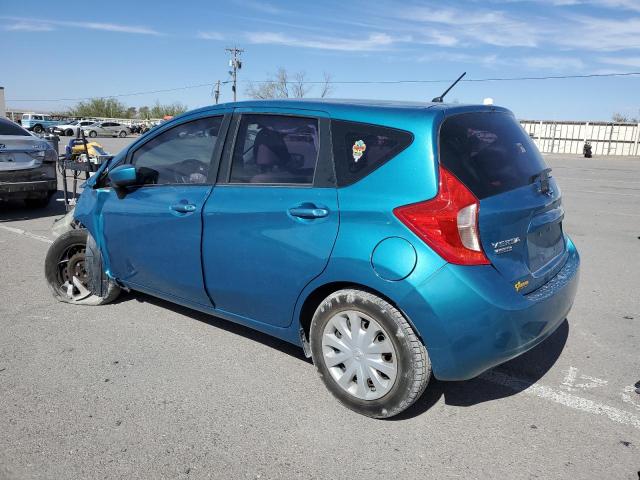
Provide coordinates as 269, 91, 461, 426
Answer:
481, 370, 640, 430
0, 225, 53, 244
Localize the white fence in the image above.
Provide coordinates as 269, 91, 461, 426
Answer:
520, 120, 640, 156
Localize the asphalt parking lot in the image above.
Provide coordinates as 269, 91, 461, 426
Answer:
1, 137, 639, 479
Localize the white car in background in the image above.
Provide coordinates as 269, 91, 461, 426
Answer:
83, 122, 130, 138
50, 120, 97, 136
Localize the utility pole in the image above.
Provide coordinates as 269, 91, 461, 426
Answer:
213, 80, 221, 105
226, 47, 243, 102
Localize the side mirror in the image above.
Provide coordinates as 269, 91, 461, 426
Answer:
108, 164, 137, 188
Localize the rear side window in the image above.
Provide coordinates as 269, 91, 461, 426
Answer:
439, 112, 547, 199
331, 120, 413, 187
0, 119, 30, 136
230, 114, 319, 185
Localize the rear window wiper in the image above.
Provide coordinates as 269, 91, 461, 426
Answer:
530, 168, 553, 195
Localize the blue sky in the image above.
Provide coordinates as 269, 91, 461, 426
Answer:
1, 0, 639, 120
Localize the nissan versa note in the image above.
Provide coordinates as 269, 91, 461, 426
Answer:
45, 99, 580, 418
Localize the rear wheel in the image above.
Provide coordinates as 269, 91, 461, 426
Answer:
310, 289, 431, 418
88, 130, 97, 138
45, 229, 120, 305
33, 124, 43, 134
118, 130, 127, 138
65, 129, 74, 136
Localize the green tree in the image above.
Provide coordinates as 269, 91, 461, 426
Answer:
68, 98, 128, 118
149, 101, 188, 118
138, 106, 151, 120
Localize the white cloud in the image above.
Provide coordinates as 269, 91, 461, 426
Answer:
0, 16, 162, 35
554, 15, 640, 51
232, 0, 285, 15
397, 6, 540, 47
598, 56, 640, 67
198, 31, 224, 40
245, 31, 402, 51
521, 56, 586, 71
534, 0, 640, 11
5, 21, 54, 32
417, 51, 503, 67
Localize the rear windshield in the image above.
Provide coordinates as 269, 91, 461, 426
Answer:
439, 112, 547, 199
0, 119, 30, 136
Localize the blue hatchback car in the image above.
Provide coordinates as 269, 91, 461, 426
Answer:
45, 99, 580, 418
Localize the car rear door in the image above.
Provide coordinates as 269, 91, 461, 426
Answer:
98, 111, 231, 306
439, 110, 567, 294
201, 108, 339, 327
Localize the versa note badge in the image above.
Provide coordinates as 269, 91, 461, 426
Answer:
491, 237, 520, 254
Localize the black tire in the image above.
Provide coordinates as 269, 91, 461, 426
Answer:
310, 289, 431, 418
118, 130, 127, 138
24, 196, 50, 208
33, 124, 43, 134
88, 130, 97, 138
45, 229, 120, 305
65, 129, 74, 136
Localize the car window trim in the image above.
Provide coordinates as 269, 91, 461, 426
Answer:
218, 111, 333, 188
121, 112, 231, 188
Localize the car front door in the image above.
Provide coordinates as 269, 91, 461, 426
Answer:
101, 122, 114, 135
98, 112, 230, 306
202, 109, 339, 327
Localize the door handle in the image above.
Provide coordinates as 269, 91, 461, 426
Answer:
288, 206, 329, 219
170, 203, 197, 213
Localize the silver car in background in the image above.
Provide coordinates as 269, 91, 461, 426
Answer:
83, 121, 130, 138
0, 117, 58, 207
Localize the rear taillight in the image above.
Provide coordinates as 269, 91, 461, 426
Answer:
393, 166, 490, 265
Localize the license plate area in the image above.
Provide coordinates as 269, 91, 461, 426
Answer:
527, 221, 564, 273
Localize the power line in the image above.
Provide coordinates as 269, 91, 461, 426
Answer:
7, 71, 640, 103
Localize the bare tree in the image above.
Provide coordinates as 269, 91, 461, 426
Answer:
612, 110, 639, 123
319, 72, 333, 98
291, 71, 311, 98
246, 68, 332, 99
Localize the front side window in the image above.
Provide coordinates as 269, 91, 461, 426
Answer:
230, 114, 319, 185
331, 120, 413, 187
131, 116, 223, 185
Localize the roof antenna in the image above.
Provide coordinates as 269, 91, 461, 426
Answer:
432, 72, 466, 103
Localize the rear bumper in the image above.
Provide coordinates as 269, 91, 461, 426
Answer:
0, 165, 57, 198
404, 236, 580, 381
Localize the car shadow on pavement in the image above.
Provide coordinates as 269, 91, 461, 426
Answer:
117, 291, 568, 419
0, 191, 68, 222
392, 319, 569, 420
126, 292, 311, 363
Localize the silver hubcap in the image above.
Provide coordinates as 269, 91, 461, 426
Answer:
321, 310, 398, 400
